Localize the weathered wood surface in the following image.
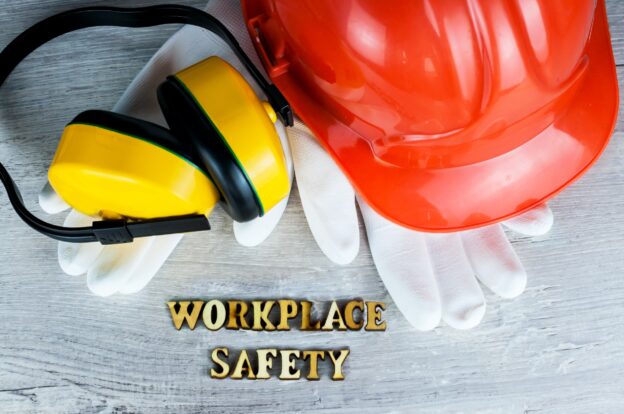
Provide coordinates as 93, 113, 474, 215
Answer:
0, 1, 623, 413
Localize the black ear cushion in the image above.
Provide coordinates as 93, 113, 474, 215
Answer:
70, 110, 199, 166
157, 76, 261, 222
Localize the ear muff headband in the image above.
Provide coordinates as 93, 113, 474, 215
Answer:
0, 5, 293, 244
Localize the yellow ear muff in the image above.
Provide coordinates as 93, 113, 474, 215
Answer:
171, 56, 289, 217
48, 111, 220, 220
49, 57, 289, 224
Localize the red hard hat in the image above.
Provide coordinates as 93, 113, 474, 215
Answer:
242, 0, 619, 231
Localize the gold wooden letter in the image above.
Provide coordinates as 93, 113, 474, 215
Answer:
227, 300, 250, 330
365, 301, 387, 331
322, 301, 347, 331
302, 350, 325, 380
279, 350, 301, 380
210, 347, 230, 379
167, 301, 204, 330
252, 301, 276, 331
344, 300, 365, 330
277, 300, 298, 331
328, 349, 350, 381
202, 300, 226, 331
231, 350, 256, 380
256, 349, 278, 379
300, 301, 321, 331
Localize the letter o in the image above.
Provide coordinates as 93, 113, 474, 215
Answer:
202, 300, 227, 330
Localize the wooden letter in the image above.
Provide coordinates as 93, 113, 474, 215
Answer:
322, 301, 347, 331
202, 300, 226, 331
328, 349, 350, 381
300, 301, 321, 331
279, 350, 301, 380
302, 350, 325, 380
277, 300, 298, 331
344, 300, 365, 330
365, 301, 387, 331
227, 301, 250, 330
167, 301, 204, 330
231, 350, 256, 380
256, 349, 278, 379
210, 347, 230, 379
252, 301, 276, 331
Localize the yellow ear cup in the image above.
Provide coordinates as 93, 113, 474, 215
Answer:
174, 56, 289, 215
48, 122, 220, 220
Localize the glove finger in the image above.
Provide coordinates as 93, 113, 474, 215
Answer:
425, 234, 486, 330
119, 234, 184, 294
234, 196, 289, 246
86, 237, 155, 297
502, 203, 553, 237
57, 210, 103, 276
461, 225, 527, 299
289, 120, 359, 265
358, 198, 441, 331
234, 120, 293, 247
38, 182, 70, 215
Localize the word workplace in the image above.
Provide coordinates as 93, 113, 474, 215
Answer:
168, 299, 387, 381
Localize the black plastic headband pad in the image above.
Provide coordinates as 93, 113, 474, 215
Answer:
0, 5, 292, 125
70, 110, 200, 168
157, 77, 261, 222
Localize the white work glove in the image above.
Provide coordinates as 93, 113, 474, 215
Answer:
288, 122, 553, 330
38, 0, 293, 296
39, 186, 184, 296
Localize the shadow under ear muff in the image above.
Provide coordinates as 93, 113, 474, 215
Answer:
0, 5, 293, 244
158, 56, 289, 222
48, 110, 221, 220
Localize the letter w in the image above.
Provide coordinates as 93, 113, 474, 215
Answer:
168, 301, 205, 330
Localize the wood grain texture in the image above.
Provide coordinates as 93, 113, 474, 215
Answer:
1, 1, 623, 413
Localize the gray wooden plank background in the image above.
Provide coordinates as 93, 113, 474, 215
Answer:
0, 1, 623, 413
